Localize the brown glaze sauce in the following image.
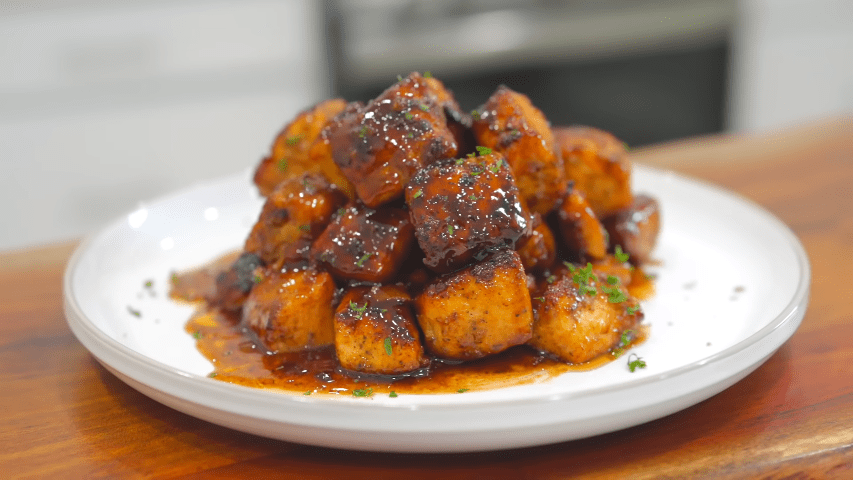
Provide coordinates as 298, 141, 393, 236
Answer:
174, 253, 650, 396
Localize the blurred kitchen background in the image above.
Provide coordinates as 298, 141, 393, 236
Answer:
1, 0, 851, 251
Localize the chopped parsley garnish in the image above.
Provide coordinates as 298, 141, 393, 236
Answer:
253, 273, 264, 284
546, 274, 556, 284
471, 109, 480, 120
455, 158, 464, 165
489, 159, 504, 173
457, 388, 469, 393
389, 391, 398, 398
286, 135, 301, 146
299, 224, 310, 232
623, 142, 630, 152
192, 331, 202, 340
447, 225, 454, 235
397, 74, 403, 82
352, 388, 374, 397
534, 296, 546, 302
572, 263, 597, 296
615, 245, 630, 263
469, 194, 478, 201
407, 132, 414, 138
612, 330, 635, 358
358, 125, 368, 138
208, 372, 218, 378
384, 337, 393, 356
475, 145, 492, 156
356, 253, 372, 267
470, 164, 484, 176
127, 306, 141, 317
601, 285, 627, 303
349, 301, 367, 317
627, 354, 647, 372
606, 275, 619, 285
404, 111, 414, 120
144, 280, 153, 288
626, 305, 640, 315
423, 71, 432, 78
277, 158, 288, 171
337, 207, 347, 217
419, 104, 429, 112
304, 391, 312, 395
413, 189, 423, 199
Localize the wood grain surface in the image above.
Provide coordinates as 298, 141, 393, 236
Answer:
1, 117, 852, 479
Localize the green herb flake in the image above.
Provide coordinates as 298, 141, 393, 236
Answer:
423, 71, 432, 78
457, 388, 469, 393
277, 158, 288, 171
352, 388, 374, 397
286, 135, 302, 146
407, 132, 414, 138
489, 158, 504, 173
606, 275, 619, 285
627, 354, 647, 372
359, 125, 368, 138
207, 372, 218, 378
413, 189, 423, 199
419, 104, 430, 112
469, 194, 478, 201
304, 390, 312, 395
615, 245, 630, 263
299, 224, 310, 232
475, 145, 493, 156
626, 305, 640, 315
397, 74, 403, 82
546, 274, 557, 284
623, 142, 630, 152
384, 337, 393, 356
455, 158, 464, 165
389, 391, 398, 398
601, 285, 628, 303
356, 252, 372, 267
404, 111, 414, 120
192, 331, 202, 340
535, 296, 546, 302
349, 301, 368, 317
471, 110, 480, 120
447, 225, 454, 235
127, 306, 141, 317
253, 273, 264, 284
144, 280, 153, 288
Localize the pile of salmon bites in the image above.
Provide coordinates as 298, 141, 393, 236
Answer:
211, 72, 660, 376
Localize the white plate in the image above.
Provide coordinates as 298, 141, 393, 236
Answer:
64, 165, 810, 453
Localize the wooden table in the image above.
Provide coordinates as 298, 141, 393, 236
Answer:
2, 118, 852, 479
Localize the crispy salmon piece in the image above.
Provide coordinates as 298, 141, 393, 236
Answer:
529, 263, 643, 363
328, 72, 458, 207
334, 285, 427, 375
556, 187, 609, 262
601, 194, 661, 265
253, 99, 351, 197
554, 126, 633, 217
472, 86, 567, 215
243, 267, 336, 353
406, 151, 528, 273
516, 213, 557, 274
244, 173, 348, 270
311, 205, 415, 283
414, 249, 533, 360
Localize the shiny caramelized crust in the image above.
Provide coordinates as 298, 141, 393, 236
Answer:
414, 249, 533, 360
244, 173, 348, 270
556, 188, 608, 262
406, 152, 528, 273
601, 194, 661, 265
529, 267, 643, 364
516, 213, 557, 274
243, 267, 336, 353
554, 126, 633, 217
252, 99, 349, 197
210, 252, 264, 312
327, 72, 458, 207
311, 205, 415, 283
334, 285, 427, 375
472, 86, 567, 215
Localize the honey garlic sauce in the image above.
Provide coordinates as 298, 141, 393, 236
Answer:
180, 271, 649, 396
